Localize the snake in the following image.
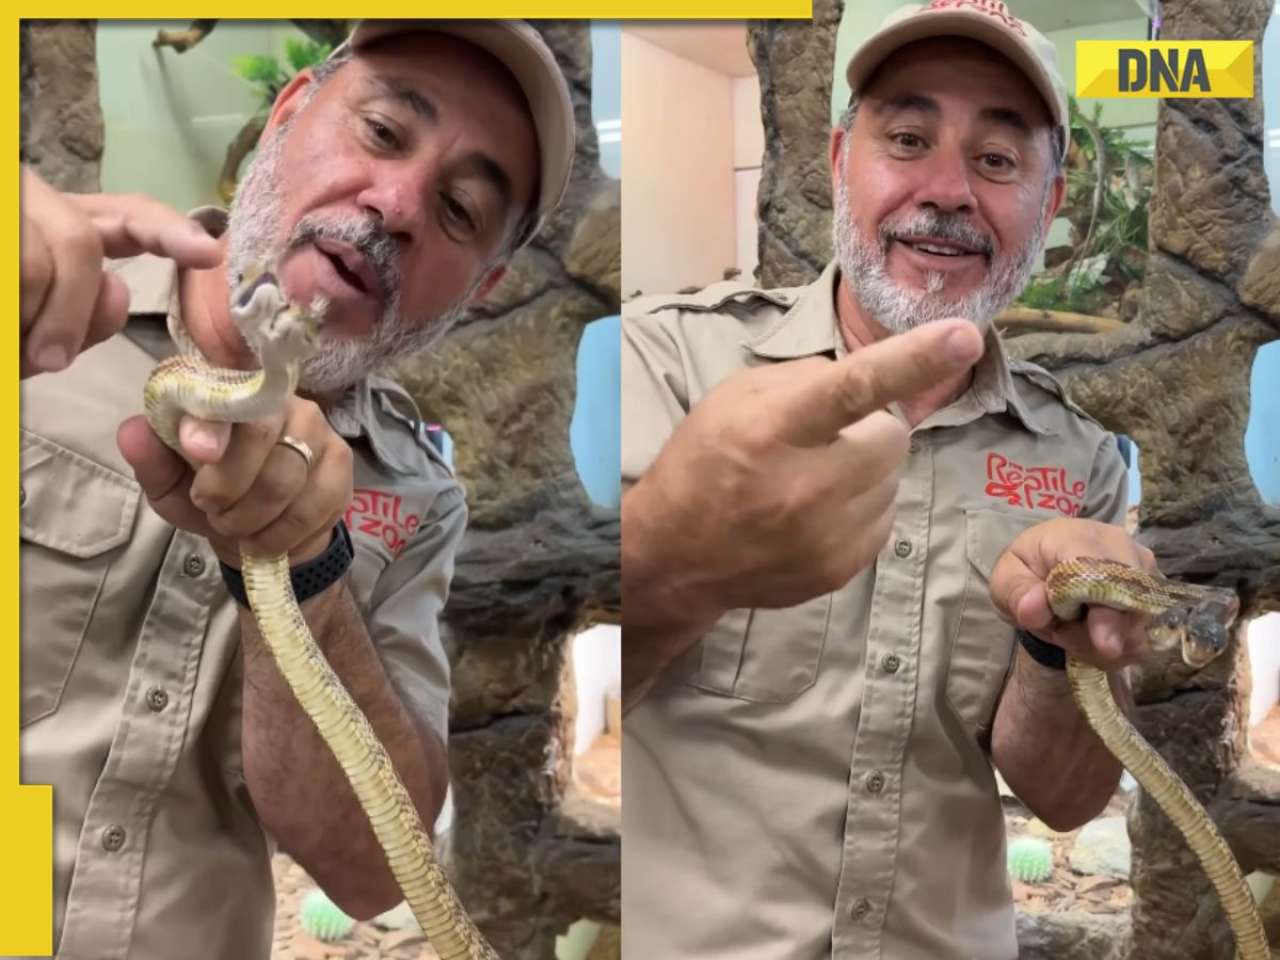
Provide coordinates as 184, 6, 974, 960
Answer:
143, 268, 498, 960
1047, 557, 1269, 960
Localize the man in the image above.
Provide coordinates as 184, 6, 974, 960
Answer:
622, 3, 1155, 958
19, 20, 573, 959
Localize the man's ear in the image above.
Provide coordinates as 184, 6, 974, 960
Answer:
262, 68, 320, 139
829, 127, 847, 202
468, 264, 508, 305
1047, 171, 1067, 221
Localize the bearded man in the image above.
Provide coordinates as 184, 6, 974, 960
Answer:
18, 21, 573, 960
621, 3, 1156, 958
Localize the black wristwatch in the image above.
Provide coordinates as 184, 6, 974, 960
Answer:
1016, 629, 1067, 671
219, 520, 355, 609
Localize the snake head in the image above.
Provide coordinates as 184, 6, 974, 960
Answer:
1150, 590, 1240, 670
229, 269, 326, 365
233, 267, 279, 309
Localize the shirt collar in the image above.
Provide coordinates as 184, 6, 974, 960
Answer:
745, 260, 1053, 436
327, 378, 423, 476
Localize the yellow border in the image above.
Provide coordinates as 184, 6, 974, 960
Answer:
9, 15, 54, 953
35, 4, 813, 16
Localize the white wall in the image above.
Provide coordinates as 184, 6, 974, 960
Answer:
735, 167, 762, 281
733, 74, 764, 168
1249, 613, 1280, 728
572, 625, 621, 756
97, 21, 302, 209
733, 74, 765, 282
621, 32, 737, 296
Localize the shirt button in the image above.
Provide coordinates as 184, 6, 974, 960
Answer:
101, 824, 126, 852
865, 770, 885, 794
881, 653, 901, 674
183, 554, 206, 578
145, 686, 169, 712
850, 897, 870, 920
894, 539, 912, 558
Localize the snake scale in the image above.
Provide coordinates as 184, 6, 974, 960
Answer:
143, 269, 497, 960
1047, 557, 1269, 960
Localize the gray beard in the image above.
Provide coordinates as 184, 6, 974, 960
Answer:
831, 172, 1052, 336
225, 121, 469, 393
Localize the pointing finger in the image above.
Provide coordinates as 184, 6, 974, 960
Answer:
71, 192, 223, 268
777, 319, 983, 446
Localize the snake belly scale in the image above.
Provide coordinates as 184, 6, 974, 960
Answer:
143, 270, 498, 960
1047, 557, 1268, 960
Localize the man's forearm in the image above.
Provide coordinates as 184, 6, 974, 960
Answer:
240, 580, 448, 918
991, 646, 1131, 831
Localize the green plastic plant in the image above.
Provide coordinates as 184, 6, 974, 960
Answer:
1015, 95, 1154, 316
232, 37, 333, 107
299, 887, 356, 942
1007, 836, 1054, 884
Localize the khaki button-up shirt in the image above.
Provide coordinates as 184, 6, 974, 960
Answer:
622, 261, 1127, 960
19, 217, 463, 960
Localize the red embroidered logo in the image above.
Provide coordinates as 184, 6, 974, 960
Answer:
985, 453, 1084, 516
345, 488, 421, 557
924, 0, 1027, 36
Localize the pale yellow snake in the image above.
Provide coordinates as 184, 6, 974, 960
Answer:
1047, 557, 1268, 960
143, 269, 497, 960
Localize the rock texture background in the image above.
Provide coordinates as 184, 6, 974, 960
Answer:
751, 0, 1279, 958
747, 0, 843, 289
22, 20, 620, 960
20, 21, 103, 192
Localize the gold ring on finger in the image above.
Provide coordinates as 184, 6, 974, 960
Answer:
276, 434, 315, 471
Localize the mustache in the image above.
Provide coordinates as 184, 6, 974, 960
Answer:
288, 215, 400, 303
880, 211, 995, 259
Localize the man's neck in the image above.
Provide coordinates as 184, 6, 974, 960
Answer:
834, 274, 975, 428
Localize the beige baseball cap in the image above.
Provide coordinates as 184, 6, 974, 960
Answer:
330, 20, 575, 246
845, 1, 1068, 159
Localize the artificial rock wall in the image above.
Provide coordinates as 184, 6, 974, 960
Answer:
394, 22, 622, 959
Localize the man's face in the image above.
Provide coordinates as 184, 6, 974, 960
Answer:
831, 38, 1063, 336
227, 31, 540, 391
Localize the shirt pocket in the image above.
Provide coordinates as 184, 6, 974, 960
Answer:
688, 595, 832, 703
20, 431, 139, 726
945, 508, 1041, 737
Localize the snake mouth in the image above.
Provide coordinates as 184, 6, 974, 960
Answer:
235, 269, 280, 307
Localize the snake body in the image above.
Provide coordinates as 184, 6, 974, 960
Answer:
1047, 557, 1268, 960
144, 271, 497, 960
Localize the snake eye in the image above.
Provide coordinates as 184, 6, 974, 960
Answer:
236, 270, 279, 308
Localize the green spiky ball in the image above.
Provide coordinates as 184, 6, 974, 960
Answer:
300, 888, 355, 942
1007, 836, 1053, 883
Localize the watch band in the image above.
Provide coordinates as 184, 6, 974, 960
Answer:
1016, 629, 1067, 671
219, 520, 355, 609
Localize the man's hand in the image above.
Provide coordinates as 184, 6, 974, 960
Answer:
116, 399, 354, 568
990, 517, 1158, 669
19, 165, 222, 377
625, 318, 984, 638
